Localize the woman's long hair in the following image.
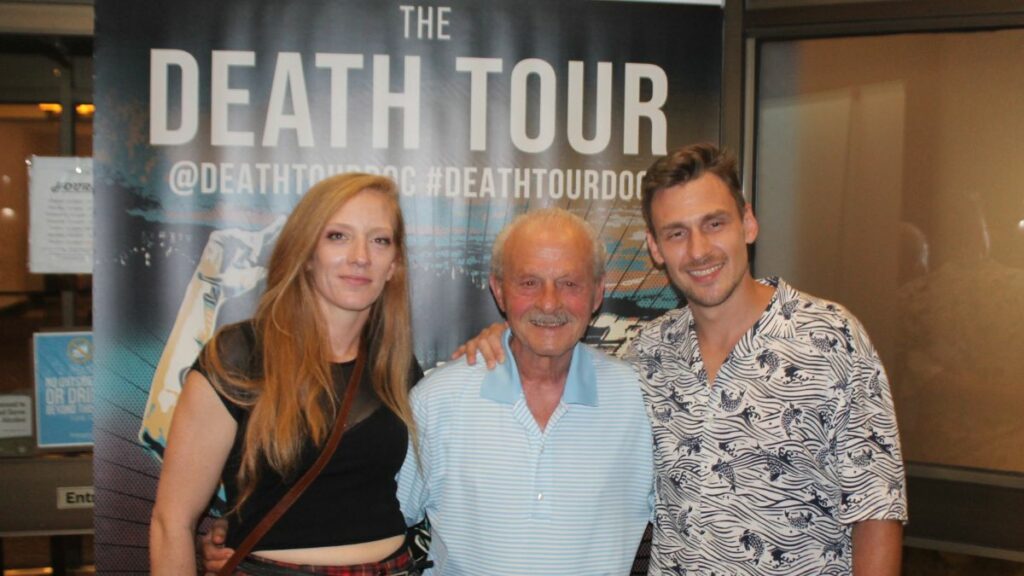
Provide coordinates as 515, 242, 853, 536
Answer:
201, 173, 415, 512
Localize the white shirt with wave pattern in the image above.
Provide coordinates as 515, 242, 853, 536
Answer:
628, 277, 907, 576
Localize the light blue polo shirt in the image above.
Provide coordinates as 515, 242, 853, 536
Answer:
397, 330, 654, 575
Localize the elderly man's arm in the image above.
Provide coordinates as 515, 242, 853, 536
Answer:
852, 519, 902, 576
397, 386, 432, 527
396, 441, 429, 527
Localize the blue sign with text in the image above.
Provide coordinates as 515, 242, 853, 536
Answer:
34, 332, 93, 448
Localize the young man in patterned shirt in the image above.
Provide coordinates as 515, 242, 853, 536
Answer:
632, 143, 906, 575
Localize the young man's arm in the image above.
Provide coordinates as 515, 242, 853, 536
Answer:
852, 519, 903, 576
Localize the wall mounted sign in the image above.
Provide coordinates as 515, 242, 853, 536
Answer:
28, 156, 94, 274
34, 331, 94, 448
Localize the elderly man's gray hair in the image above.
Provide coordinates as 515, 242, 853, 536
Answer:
490, 208, 607, 282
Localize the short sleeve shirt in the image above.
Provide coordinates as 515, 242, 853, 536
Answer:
397, 331, 655, 575
630, 278, 907, 575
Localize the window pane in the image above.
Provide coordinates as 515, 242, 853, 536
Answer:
0, 105, 58, 294
0, 104, 59, 397
0, 104, 93, 401
755, 30, 1024, 473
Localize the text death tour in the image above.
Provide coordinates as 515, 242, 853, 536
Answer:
150, 50, 669, 155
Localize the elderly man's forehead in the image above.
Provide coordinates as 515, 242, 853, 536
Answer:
505, 226, 595, 272
508, 219, 589, 248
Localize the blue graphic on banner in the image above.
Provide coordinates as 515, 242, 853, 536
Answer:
34, 332, 94, 448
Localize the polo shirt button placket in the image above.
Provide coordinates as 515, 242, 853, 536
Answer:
538, 439, 545, 497
533, 436, 551, 518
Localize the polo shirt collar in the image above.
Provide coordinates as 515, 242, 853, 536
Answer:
481, 329, 598, 407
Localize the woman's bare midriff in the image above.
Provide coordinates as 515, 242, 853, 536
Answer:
253, 533, 405, 566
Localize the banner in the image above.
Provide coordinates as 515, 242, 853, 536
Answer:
94, 0, 721, 570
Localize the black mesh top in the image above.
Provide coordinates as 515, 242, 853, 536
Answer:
191, 321, 421, 551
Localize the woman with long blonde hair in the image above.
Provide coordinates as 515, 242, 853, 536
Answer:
151, 173, 421, 575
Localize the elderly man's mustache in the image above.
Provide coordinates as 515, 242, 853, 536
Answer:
525, 311, 571, 327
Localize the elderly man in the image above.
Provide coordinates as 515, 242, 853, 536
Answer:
398, 208, 653, 574
201, 208, 653, 575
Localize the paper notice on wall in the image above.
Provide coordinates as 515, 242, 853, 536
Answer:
28, 156, 93, 274
0, 395, 32, 439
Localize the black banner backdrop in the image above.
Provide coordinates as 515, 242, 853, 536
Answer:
93, 0, 721, 570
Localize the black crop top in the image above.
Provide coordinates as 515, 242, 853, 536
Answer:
192, 322, 422, 551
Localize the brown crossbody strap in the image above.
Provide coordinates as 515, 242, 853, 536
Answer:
216, 347, 367, 576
